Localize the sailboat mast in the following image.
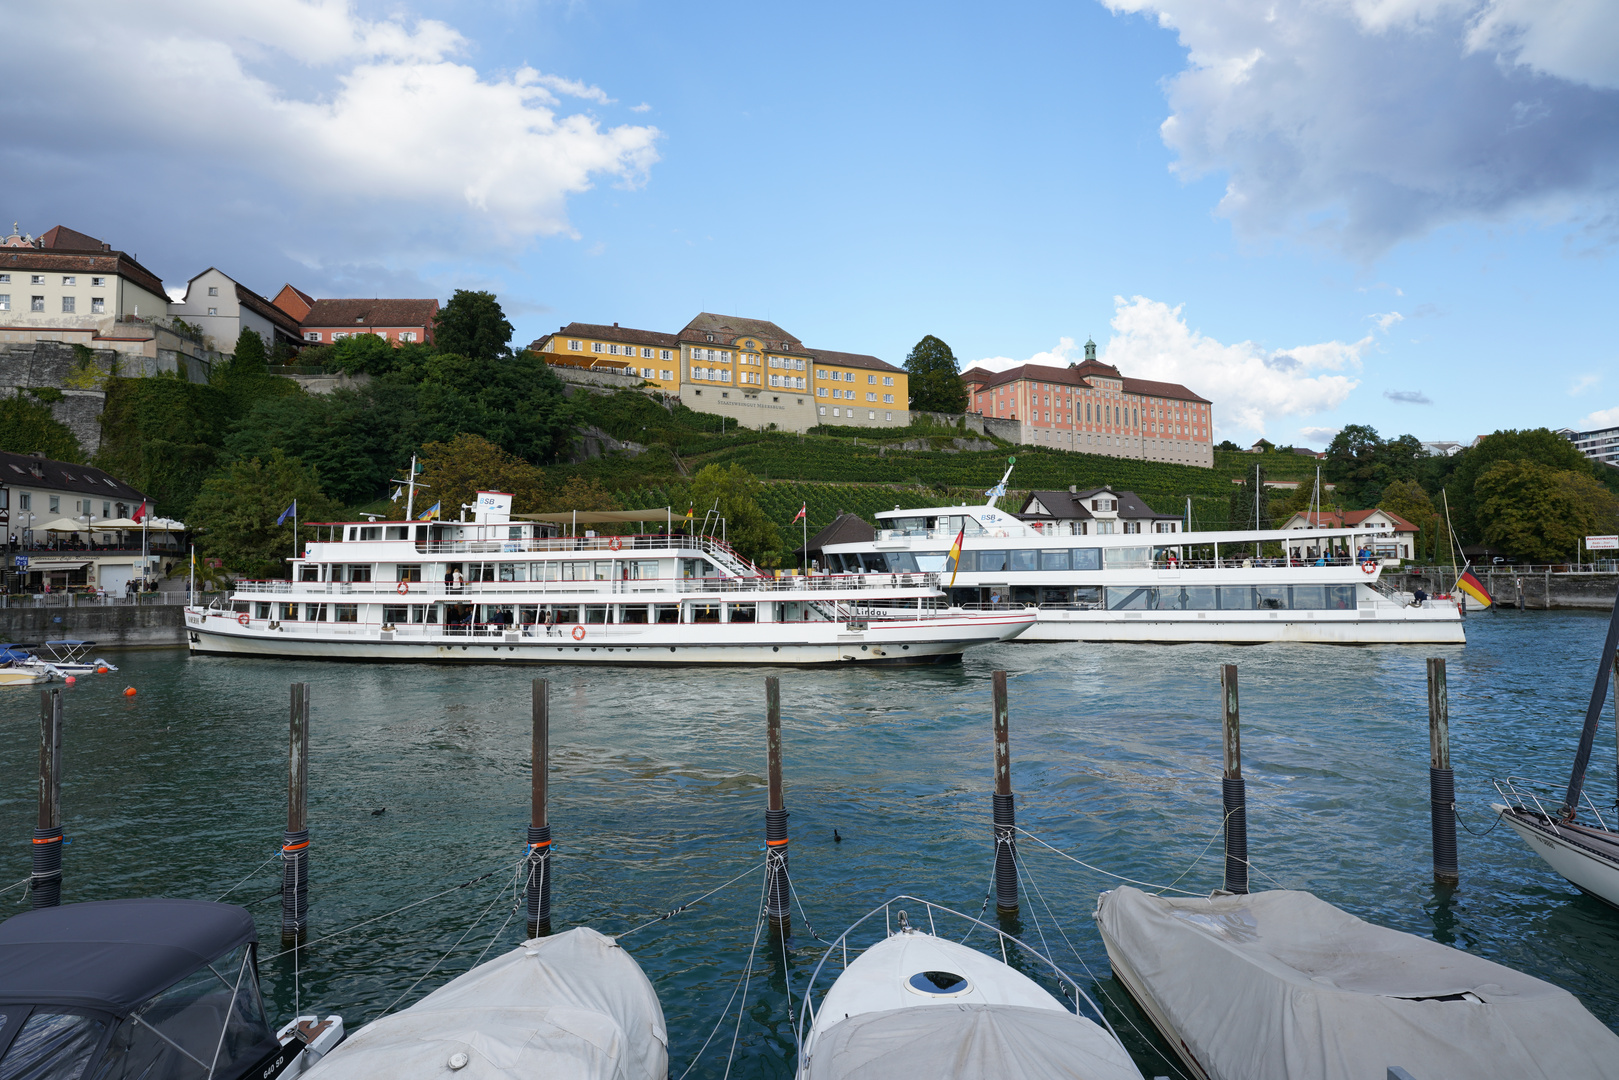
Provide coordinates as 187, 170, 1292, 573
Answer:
1561, 594, 1619, 821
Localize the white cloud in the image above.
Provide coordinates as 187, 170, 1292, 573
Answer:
1569, 373, 1602, 395
1384, 389, 1434, 404
1102, 0, 1619, 256
1578, 405, 1619, 428
967, 337, 1084, 375
1, 0, 659, 285
1370, 311, 1404, 332
1299, 425, 1342, 444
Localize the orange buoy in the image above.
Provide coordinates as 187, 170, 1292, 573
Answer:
96, 666, 109, 674
65, 675, 76, 685
123, 686, 137, 697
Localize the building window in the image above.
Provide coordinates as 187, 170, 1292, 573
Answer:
641, 347, 653, 358
207, 307, 218, 316
62, 276, 77, 286
819, 406, 826, 415
399, 332, 416, 342
19, 493, 29, 510
883, 376, 894, 386
883, 394, 894, 403
868, 411, 876, 419
103, 501, 111, 517
207, 286, 219, 296
332, 332, 348, 340
866, 392, 876, 402
30, 296, 44, 311
90, 297, 104, 313
0, 274, 8, 283
885, 411, 893, 420
659, 349, 670, 360
592, 342, 604, 353
0, 295, 8, 311
49, 495, 60, 513
91, 276, 105, 287
304, 332, 321, 341
661, 369, 672, 380
817, 387, 827, 397
30, 275, 45, 285
833, 408, 841, 416
568, 340, 582, 351
868, 374, 876, 384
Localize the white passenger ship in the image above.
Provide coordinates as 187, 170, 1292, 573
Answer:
821, 489, 1465, 645
185, 494, 1035, 665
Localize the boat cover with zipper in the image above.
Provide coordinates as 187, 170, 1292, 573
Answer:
302, 926, 666, 1080
1095, 886, 1619, 1080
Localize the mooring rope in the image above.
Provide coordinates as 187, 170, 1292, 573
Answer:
261, 862, 514, 962
616, 860, 763, 942
378, 877, 513, 1019
1455, 803, 1507, 838
214, 851, 284, 903
0, 876, 31, 899
1010, 826, 1207, 896
676, 869, 771, 1080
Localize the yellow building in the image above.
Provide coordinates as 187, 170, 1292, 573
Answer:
529, 322, 681, 392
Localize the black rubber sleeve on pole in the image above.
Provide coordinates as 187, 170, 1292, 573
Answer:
280, 828, 309, 937
1430, 767, 1458, 883
993, 792, 1018, 913
30, 828, 62, 909
1222, 777, 1249, 895
765, 808, 790, 922
526, 824, 552, 933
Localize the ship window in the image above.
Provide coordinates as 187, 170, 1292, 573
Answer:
1039, 586, 1072, 605
306, 604, 326, 621
412, 605, 429, 623
976, 550, 1008, 573
1009, 549, 1038, 572
627, 559, 660, 579
256, 603, 271, 619
593, 561, 612, 580
913, 553, 949, 572
1166, 586, 1218, 610
397, 566, 421, 582
859, 553, 888, 573
584, 605, 609, 623
299, 565, 319, 581
385, 526, 408, 540
948, 515, 986, 536
1103, 547, 1151, 569
729, 603, 757, 623
690, 603, 720, 623
1072, 548, 1101, 571
883, 552, 919, 572
1219, 587, 1256, 610
277, 603, 295, 620
1107, 586, 1157, 610
498, 563, 527, 582
347, 564, 372, 583
1255, 585, 1287, 610
1326, 586, 1358, 609
334, 604, 358, 622
1039, 550, 1070, 571
532, 561, 559, 581
1291, 586, 1326, 609
547, 605, 579, 624
655, 605, 680, 623
619, 605, 649, 623
359, 527, 382, 541
890, 517, 927, 534
383, 605, 408, 623
1072, 585, 1103, 608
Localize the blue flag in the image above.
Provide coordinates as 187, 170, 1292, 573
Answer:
276, 500, 297, 526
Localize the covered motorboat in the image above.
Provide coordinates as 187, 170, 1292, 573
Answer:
1094, 886, 1619, 1080
1494, 586, 1619, 906
22, 639, 118, 676
0, 898, 341, 1080
798, 900, 1141, 1080
302, 926, 666, 1080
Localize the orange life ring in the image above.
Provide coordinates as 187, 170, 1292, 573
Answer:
237, 612, 250, 626
1361, 561, 1376, 574
571, 624, 586, 641
397, 580, 410, 595
608, 536, 623, 551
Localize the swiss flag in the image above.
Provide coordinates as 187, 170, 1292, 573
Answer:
133, 501, 148, 524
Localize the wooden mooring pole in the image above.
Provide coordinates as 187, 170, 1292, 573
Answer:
281, 683, 310, 942
1428, 658, 1459, 885
764, 676, 791, 933
31, 688, 63, 908
1220, 665, 1249, 895
526, 678, 552, 937
992, 670, 1019, 915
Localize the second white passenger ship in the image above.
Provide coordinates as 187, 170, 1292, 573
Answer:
185, 494, 1035, 665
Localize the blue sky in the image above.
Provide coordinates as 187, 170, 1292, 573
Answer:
6, 0, 1618, 448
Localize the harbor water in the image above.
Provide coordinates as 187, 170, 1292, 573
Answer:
4, 608, 1619, 1076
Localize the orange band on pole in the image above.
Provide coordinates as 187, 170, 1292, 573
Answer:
766, 837, 790, 847
528, 840, 551, 851
282, 841, 310, 852
32, 835, 62, 844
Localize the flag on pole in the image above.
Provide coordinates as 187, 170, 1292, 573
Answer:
276, 500, 296, 526
985, 482, 1006, 500
417, 501, 440, 521
133, 501, 149, 524
947, 526, 966, 587
1455, 565, 1493, 608
391, 487, 403, 503
792, 503, 807, 523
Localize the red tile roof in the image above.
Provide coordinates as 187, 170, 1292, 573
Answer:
1288, 509, 1419, 532
39, 225, 107, 250
962, 362, 1208, 403
302, 298, 440, 330
805, 347, 901, 374
533, 322, 680, 351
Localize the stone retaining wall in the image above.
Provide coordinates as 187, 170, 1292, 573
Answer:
0, 602, 187, 647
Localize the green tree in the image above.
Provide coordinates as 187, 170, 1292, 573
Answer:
230, 327, 267, 370
329, 332, 399, 375
0, 394, 84, 461
93, 375, 231, 519
1474, 460, 1619, 562
419, 433, 548, 518
187, 451, 342, 578
433, 290, 513, 362
544, 475, 618, 514
1442, 428, 1606, 543
1378, 478, 1440, 562
688, 462, 783, 566
214, 328, 299, 419
1216, 439, 1241, 453
903, 335, 966, 413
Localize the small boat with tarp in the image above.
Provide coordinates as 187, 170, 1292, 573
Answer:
1094, 885, 1619, 1080
797, 896, 1142, 1080
0, 644, 50, 687
20, 639, 118, 676
301, 926, 666, 1080
0, 898, 342, 1080
1494, 585, 1619, 907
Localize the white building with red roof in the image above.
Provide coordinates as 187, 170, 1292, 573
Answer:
1279, 508, 1420, 562
960, 339, 1214, 467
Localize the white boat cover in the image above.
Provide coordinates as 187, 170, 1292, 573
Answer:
803, 1003, 1143, 1080
303, 927, 667, 1080
1095, 886, 1619, 1080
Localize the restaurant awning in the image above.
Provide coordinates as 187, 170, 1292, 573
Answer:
28, 561, 91, 571
35, 518, 84, 532
513, 508, 673, 524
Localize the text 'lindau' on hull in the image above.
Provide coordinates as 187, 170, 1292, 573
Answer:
186, 495, 1034, 666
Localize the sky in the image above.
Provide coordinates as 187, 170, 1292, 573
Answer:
4, 0, 1618, 449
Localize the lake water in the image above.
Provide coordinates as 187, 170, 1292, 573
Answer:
4, 607, 1619, 1077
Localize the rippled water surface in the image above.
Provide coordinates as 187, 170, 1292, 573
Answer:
5, 608, 1619, 1076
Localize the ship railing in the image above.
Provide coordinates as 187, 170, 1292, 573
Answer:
407, 532, 758, 567
1493, 776, 1615, 836
229, 572, 943, 597
197, 609, 975, 638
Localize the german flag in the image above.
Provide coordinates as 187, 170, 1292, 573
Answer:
1456, 566, 1493, 608
947, 526, 966, 587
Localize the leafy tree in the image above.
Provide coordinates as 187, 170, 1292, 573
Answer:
1323, 424, 1424, 508
1378, 478, 1440, 562
0, 394, 84, 461
544, 476, 618, 514
328, 332, 399, 375
688, 462, 783, 566
187, 451, 342, 578
1216, 439, 1241, 453
1441, 428, 1605, 543
433, 290, 514, 362
94, 375, 232, 519
213, 329, 300, 419
903, 335, 966, 413
230, 327, 267, 370
1474, 460, 1619, 562
419, 434, 548, 519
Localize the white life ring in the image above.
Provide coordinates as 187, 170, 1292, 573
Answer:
237, 612, 250, 626
1361, 561, 1377, 574
572, 624, 586, 641
397, 580, 410, 595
